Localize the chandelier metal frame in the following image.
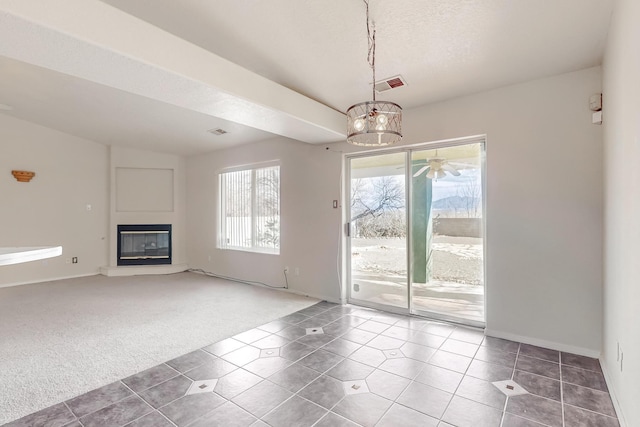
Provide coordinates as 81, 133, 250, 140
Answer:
346, 0, 402, 147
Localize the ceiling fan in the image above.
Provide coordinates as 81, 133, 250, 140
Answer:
413, 157, 461, 179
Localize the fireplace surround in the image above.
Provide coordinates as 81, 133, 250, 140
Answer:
117, 224, 172, 266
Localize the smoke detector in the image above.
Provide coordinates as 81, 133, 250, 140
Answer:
374, 75, 407, 93
208, 128, 228, 136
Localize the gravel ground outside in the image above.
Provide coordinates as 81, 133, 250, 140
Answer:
351, 235, 484, 285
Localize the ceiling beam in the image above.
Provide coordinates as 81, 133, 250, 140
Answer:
0, 0, 346, 143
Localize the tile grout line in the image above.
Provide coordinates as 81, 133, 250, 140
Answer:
180, 402, 243, 427
125, 371, 183, 396
324, 391, 350, 423
61, 401, 82, 426
563, 402, 620, 420
369, 363, 416, 425
499, 341, 522, 427
309, 412, 363, 427
258, 385, 326, 424
560, 352, 566, 427
420, 324, 466, 424
69, 384, 138, 423
116, 380, 159, 427
133, 373, 194, 414
157, 412, 178, 427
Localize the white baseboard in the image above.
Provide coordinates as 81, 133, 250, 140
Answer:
484, 328, 600, 358
0, 273, 98, 289
99, 264, 189, 277
600, 360, 628, 427
187, 268, 343, 305
282, 287, 342, 305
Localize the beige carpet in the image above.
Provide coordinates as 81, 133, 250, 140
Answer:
0, 272, 318, 425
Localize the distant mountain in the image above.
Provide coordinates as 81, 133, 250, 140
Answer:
432, 196, 480, 210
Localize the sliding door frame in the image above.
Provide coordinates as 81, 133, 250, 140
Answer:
346, 150, 412, 316
345, 135, 487, 327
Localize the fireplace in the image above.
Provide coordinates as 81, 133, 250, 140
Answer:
117, 224, 172, 266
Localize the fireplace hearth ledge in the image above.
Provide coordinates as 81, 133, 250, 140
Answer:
99, 264, 188, 277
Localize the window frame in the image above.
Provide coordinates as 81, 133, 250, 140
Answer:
217, 161, 281, 255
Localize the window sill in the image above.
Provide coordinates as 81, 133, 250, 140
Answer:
218, 246, 280, 256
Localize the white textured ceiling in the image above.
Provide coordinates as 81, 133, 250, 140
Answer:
0, 0, 614, 155
99, 0, 614, 110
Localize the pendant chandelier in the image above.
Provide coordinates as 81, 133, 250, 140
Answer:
346, 0, 402, 147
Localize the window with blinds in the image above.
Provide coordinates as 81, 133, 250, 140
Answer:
218, 164, 280, 254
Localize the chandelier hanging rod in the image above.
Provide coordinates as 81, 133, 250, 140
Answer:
345, 0, 403, 147
364, 0, 376, 102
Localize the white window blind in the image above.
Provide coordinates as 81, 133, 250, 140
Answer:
218, 164, 280, 254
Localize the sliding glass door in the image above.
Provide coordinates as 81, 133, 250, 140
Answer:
409, 143, 485, 325
347, 140, 486, 326
348, 152, 409, 310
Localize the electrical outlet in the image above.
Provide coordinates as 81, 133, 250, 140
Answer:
72, 257, 78, 264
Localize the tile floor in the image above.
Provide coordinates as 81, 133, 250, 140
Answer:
4, 302, 619, 427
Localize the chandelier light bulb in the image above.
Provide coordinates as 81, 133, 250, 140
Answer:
354, 118, 366, 131
376, 113, 388, 125
376, 123, 387, 131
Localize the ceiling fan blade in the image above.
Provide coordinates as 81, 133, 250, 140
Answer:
426, 168, 436, 179
413, 165, 429, 177
442, 163, 461, 176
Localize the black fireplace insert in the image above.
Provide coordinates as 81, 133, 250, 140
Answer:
117, 224, 172, 266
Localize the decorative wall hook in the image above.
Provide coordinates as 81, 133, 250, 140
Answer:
11, 170, 35, 182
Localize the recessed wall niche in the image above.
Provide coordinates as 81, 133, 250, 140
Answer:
116, 167, 174, 212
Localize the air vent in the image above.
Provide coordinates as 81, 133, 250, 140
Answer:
374, 75, 407, 93
208, 128, 228, 135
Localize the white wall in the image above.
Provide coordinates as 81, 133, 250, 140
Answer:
602, 0, 640, 424
187, 138, 342, 301
0, 115, 109, 286
108, 146, 187, 267
187, 67, 604, 355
